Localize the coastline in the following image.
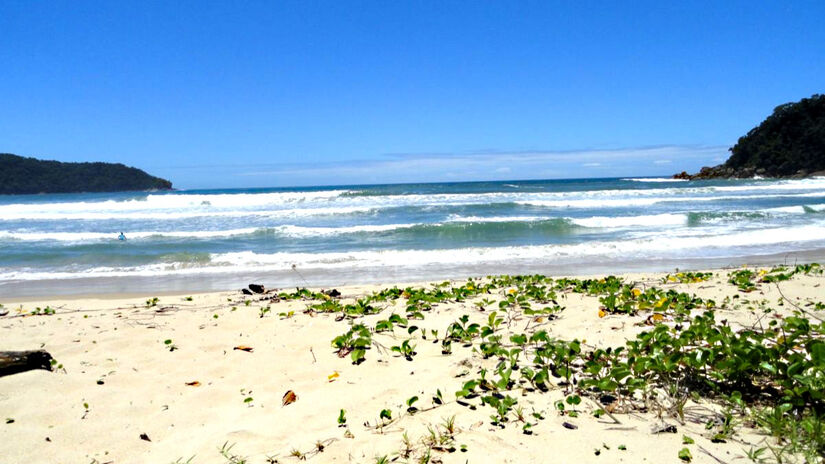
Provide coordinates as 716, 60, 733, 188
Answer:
2, 264, 824, 463
4, 247, 825, 300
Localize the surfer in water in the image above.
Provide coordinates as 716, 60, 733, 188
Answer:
118, 232, 126, 241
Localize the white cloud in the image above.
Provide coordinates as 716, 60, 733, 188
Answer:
167, 145, 730, 188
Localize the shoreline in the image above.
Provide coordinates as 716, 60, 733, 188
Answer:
4, 247, 825, 300
2, 263, 824, 463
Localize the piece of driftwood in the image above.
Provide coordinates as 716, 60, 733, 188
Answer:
0, 350, 54, 377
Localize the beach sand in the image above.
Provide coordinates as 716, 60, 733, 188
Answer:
1, 266, 823, 463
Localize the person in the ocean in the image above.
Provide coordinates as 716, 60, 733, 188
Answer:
118, 232, 126, 241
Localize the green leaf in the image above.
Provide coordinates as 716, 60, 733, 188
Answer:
351, 349, 366, 364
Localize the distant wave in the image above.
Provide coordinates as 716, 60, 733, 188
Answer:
0, 228, 260, 242
571, 213, 686, 228
275, 224, 420, 237
516, 192, 825, 209
0, 206, 377, 221
4, 223, 825, 281
622, 178, 688, 182
767, 204, 825, 214
8, 191, 824, 221
3, 178, 825, 221
0, 220, 577, 242
446, 215, 549, 223
3, 204, 820, 243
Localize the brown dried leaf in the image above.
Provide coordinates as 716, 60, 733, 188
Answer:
234, 346, 254, 352
185, 381, 201, 386
282, 390, 298, 406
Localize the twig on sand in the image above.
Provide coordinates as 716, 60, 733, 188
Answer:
310, 347, 317, 363
774, 283, 824, 322
699, 445, 729, 464
587, 397, 621, 424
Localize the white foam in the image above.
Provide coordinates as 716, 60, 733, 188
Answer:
572, 213, 686, 228
4, 224, 825, 281
622, 178, 688, 182
273, 224, 420, 237
767, 203, 825, 214
0, 206, 376, 221
3, 180, 825, 220
446, 215, 550, 223
516, 192, 825, 209
0, 228, 261, 242
0, 224, 424, 242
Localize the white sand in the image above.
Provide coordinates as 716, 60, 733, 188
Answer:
1, 267, 823, 463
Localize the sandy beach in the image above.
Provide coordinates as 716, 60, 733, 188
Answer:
2, 265, 824, 464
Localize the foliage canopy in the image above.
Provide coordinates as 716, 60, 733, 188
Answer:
0, 153, 172, 194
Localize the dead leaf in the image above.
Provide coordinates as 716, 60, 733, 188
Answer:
598, 309, 607, 318
282, 390, 298, 406
233, 346, 254, 352
185, 381, 201, 387
327, 372, 339, 382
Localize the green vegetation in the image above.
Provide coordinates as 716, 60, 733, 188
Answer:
663, 271, 713, 284
218, 442, 247, 464
727, 94, 825, 177
313, 267, 825, 462
676, 94, 825, 179
0, 153, 172, 194
30, 306, 55, 316
729, 264, 822, 292
331, 324, 371, 364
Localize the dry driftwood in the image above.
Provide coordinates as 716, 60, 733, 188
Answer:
0, 350, 54, 377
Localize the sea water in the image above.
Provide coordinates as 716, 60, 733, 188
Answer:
2, 177, 825, 296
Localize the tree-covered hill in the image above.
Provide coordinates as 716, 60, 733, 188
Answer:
0, 154, 173, 194
675, 94, 825, 179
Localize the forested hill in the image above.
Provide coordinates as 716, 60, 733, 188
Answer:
0, 154, 173, 194
675, 94, 825, 179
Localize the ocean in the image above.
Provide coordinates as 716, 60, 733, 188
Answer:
2, 176, 825, 297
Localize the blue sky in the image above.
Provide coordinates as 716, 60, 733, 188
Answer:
1, 1, 823, 189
